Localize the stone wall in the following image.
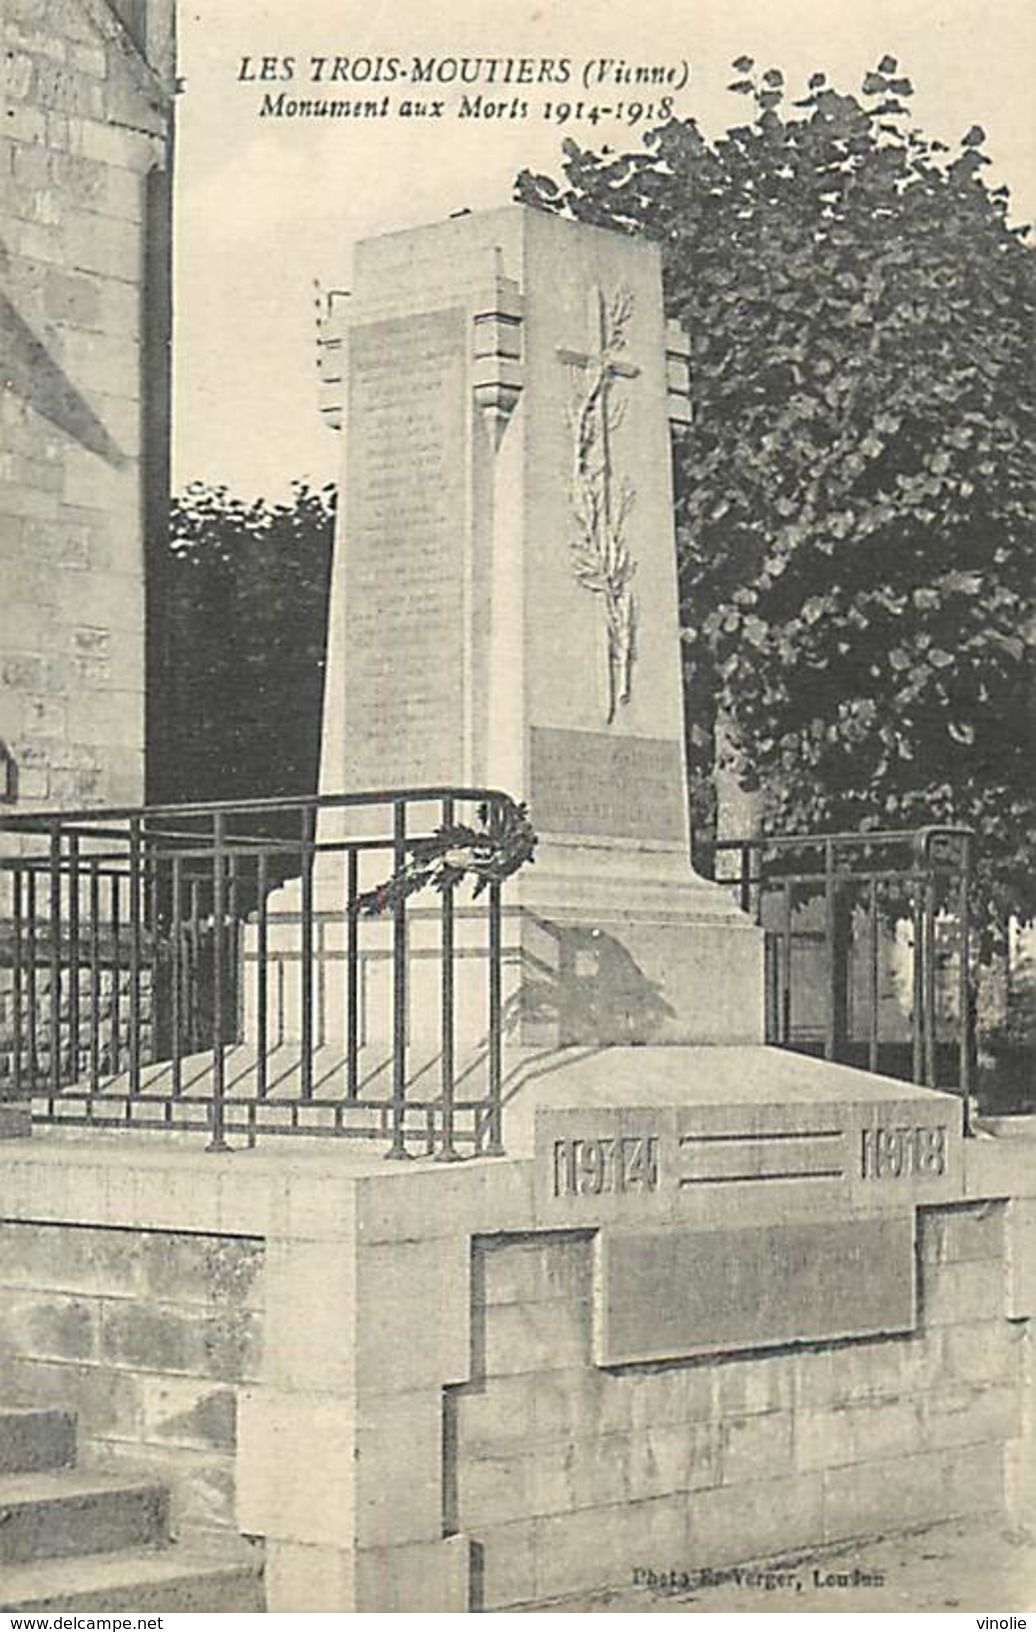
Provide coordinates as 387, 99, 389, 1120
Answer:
0, 0, 173, 809
0, 1221, 263, 1538
453, 1205, 1025, 1609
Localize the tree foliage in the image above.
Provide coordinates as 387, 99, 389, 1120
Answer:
516, 59, 1035, 933
149, 481, 336, 806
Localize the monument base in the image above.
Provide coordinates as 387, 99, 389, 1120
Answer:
246, 836, 763, 1055
512, 834, 763, 1046
4, 1049, 1031, 1612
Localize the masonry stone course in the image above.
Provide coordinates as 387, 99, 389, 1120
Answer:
444, 1206, 1027, 1602
720, 1408, 795, 1483
0, 1129, 1031, 1610
919, 1201, 1006, 1263
0, 1221, 263, 1540
1, 0, 170, 813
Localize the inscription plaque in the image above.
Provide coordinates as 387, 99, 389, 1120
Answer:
342, 310, 467, 788
529, 726, 686, 841
597, 1214, 917, 1366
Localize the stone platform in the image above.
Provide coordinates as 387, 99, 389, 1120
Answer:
2, 1044, 1034, 1610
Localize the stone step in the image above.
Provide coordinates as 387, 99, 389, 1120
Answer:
0, 1408, 77, 1475
0, 1539, 265, 1612
0, 1469, 169, 1567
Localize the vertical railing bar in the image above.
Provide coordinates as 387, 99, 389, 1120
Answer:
145, 840, 158, 1093
823, 838, 837, 1063
227, 850, 240, 1048
48, 827, 62, 1097
484, 795, 505, 1157
68, 836, 80, 1087
12, 869, 23, 1101
346, 847, 359, 1102
300, 806, 315, 1102
110, 872, 121, 1077
147, 840, 159, 936
171, 855, 183, 1097
958, 835, 973, 1133
317, 918, 327, 1051
911, 872, 925, 1086
188, 878, 201, 1056
486, 875, 504, 1156
739, 843, 752, 915
437, 795, 459, 1162
88, 862, 100, 1092
386, 799, 409, 1159
867, 873, 880, 1075
256, 851, 269, 1100
208, 811, 229, 1150
923, 844, 938, 1089
48, 829, 62, 1096
780, 880, 793, 1046
25, 874, 38, 1090
128, 817, 142, 1097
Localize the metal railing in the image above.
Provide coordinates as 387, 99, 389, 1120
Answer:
715, 826, 974, 1128
0, 789, 522, 1158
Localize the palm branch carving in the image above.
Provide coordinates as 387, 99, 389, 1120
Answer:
564, 283, 639, 724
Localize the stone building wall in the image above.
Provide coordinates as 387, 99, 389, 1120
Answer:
0, 1221, 263, 1539
453, 1204, 1026, 1609
0, 0, 174, 810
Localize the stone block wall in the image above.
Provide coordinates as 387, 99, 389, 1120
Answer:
0, 0, 173, 810
452, 1204, 1025, 1609
0, 965, 154, 1092
0, 1221, 263, 1538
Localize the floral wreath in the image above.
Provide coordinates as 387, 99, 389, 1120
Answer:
357, 799, 537, 917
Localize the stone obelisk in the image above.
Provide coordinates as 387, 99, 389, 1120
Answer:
310, 205, 761, 1048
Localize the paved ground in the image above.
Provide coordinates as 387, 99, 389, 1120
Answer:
524, 1521, 1036, 1613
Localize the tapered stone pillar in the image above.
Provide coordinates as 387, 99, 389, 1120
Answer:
268, 206, 762, 1050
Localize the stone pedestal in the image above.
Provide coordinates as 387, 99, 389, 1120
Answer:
4, 1073, 1031, 1611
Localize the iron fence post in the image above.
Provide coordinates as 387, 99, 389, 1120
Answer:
484, 796, 505, 1156
867, 873, 880, 1075
68, 835, 80, 1086
255, 850, 268, 1101
911, 858, 925, 1087
300, 805, 315, 1102
738, 844, 752, 915
207, 810, 229, 1151
386, 799, 410, 1159
12, 868, 23, 1101
958, 832, 973, 1133
436, 796, 461, 1162
128, 817, 143, 1099
171, 854, 183, 1098
346, 847, 359, 1102
922, 836, 938, 1089
88, 862, 100, 1094
48, 827, 62, 1097
824, 839, 837, 1063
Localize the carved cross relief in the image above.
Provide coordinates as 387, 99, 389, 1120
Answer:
558, 284, 640, 725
